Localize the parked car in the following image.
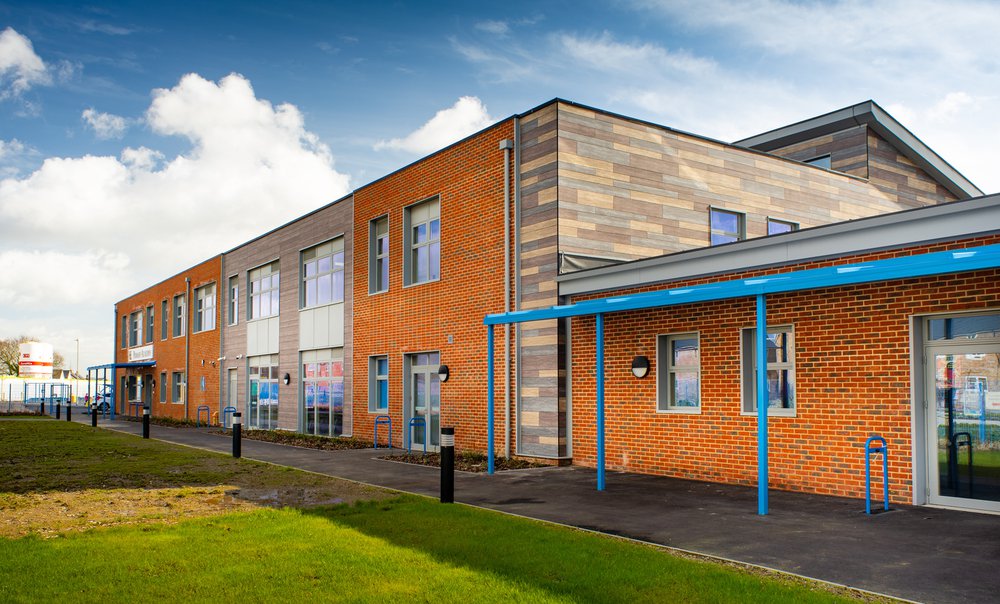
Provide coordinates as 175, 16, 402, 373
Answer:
93, 385, 113, 413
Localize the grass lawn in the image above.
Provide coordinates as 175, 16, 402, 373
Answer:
0, 421, 865, 603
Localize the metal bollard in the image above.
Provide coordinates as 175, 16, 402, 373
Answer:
40, 400, 45, 415
66, 403, 71, 422
56, 402, 61, 420
91, 404, 98, 427
440, 427, 455, 503
142, 406, 150, 439
232, 412, 242, 459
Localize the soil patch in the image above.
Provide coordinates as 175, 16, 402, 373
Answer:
382, 451, 548, 472
211, 428, 373, 450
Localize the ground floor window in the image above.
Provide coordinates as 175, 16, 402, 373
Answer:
302, 348, 344, 437
741, 325, 795, 414
657, 333, 700, 412
159, 372, 166, 403
369, 355, 388, 412
171, 371, 184, 404
407, 352, 440, 448
248, 354, 279, 430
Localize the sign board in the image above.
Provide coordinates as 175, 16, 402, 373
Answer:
128, 345, 154, 362
986, 392, 1000, 411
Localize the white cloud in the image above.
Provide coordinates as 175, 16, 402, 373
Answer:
374, 96, 495, 154
82, 108, 130, 139
475, 20, 510, 36
0, 27, 50, 99
559, 32, 716, 76
0, 72, 351, 364
0, 139, 26, 161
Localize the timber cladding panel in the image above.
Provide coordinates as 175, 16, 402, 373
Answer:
352, 119, 514, 453
555, 103, 952, 263
221, 197, 354, 434
114, 256, 221, 421
568, 234, 1000, 502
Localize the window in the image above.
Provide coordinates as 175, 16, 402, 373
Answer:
248, 354, 279, 430
657, 333, 700, 412
407, 352, 441, 447
159, 372, 166, 403
805, 155, 832, 169
194, 283, 216, 332
160, 300, 168, 340
742, 326, 795, 414
249, 262, 280, 319
171, 371, 184, 404
121, 316, 127, 348
129, 311, 142, 347
302, 349, 345, 437
370, 216, 389, 293
927, 313, 1000, 341
302, 239, 345, 308
173, 294, 185, 337
404, 198, 440, 285
767, 218, 798, 236
710, 208, 745, 245
369, 355, 389, 412
228, 276, 239, 326
145, 306, 154, 344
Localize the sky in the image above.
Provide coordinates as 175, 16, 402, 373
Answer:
1, 0, 998, 371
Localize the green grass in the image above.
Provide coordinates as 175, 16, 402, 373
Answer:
0, 420, 860, 603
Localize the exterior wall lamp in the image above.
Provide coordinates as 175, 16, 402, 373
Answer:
438, 365, 450, 382
631, 355, 650, 379
282, 373, 291, 385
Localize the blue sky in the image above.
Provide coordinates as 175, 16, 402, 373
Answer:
1, 0, 998, 369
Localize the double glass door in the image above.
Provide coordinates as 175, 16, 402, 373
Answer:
409, 353, 440, 451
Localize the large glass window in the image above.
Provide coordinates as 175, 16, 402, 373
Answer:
370, 216, 389, 293
302, 239, 345, 308
657, 333, 700, 412
145, 306, 154, 344
710, 208, 745, 245
172, 294, 185, 337
404, 198, 440, 285
742, 326, 795, 414
129, 311, 142, 347
160, 300, 168, 340
249, 262, 280, 319
171, 371, 184, 404
228, 275, 239, 326
248, 354, 279, 430
193, 283, 216, 333
302, 348, 344, 437
767, 218, 799, 236
369, 355, 389, 412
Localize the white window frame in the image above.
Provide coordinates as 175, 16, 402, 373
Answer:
160, 300, 168, 341
369, 216, 389, 294
129, 310, 142, 348
709, 207, 745, 246
172, 294, 185, 338
194, 283, 216, 333
403, 197, 440, 286
171, 371, 185, 404
145, 305, 154, 344
248, 262, 280, 320
301, 238, 345, 309
656, 332, 701, 413
741, 325, 796, 416
228, 275, 239, 326
368, 355, 389, 413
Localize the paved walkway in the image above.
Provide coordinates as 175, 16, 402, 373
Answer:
77, 416, 1000, 603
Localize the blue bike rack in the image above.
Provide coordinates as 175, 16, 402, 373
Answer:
128, 401, 144, 418
196, 405, 210, 427
407, 417, 427, 455
865, 435, 890, 514
222, 406, 237, 429
373, 415, 392, 449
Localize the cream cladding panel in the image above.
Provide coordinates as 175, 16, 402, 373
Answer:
247, 317, 280, 356
300, 303, 345, 350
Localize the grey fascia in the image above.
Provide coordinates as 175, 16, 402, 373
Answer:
558, 195, 1000, 297
734, 101, 983, 200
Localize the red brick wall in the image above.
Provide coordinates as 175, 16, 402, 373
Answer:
114, 256, 221, 421
569, 235, 1000, 502
352, 120, 515, 450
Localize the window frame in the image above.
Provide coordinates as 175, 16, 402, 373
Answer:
160, 300, 168, 341
248, 261, 280, 320
171, 371, 185, 404
740, 324, 796, 417
403, 197, 440, 287
159, 371, 166, 403
129, 310, 142, 348
193, 283, 216, 333
766, 217, 799, 236
145, 305, 154, 344
368, 355, 389, 413
300, 238, 345, 309
656, 332, 701, 413
172, 294, 185, 338
121, 316, 127, 348
228, 275, 239, 326
804, 154, 832, 169
709, 207, 745, 246
369, 216, 389, 294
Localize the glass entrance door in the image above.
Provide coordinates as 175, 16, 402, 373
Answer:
926, 346, 1000, 511
409, 352, 440, 451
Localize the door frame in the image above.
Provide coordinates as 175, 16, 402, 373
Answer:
403, 352, 441, 452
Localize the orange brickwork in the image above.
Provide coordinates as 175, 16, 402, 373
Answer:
352, 120, 515, 450
114, 256, 221, 421
568, 234, 1000, 502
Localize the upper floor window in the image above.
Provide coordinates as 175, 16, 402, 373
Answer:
767, 218, 799, 236
742, 325, 796, 415
121, 316, 127, 348
173, 294, 185, 337
805, 155, 832, 169
404, 198, 440, 285
228, 276, 239, 326
370, 216, 389, 294
194, 283, 216, 333
129, 310, 142, 347
657, 333, 700, 412
302, 239, 345, 308
710, 208, 745, 245
160, 300, 168, 340
145, 305, 154, 344
249, 262, 280, 319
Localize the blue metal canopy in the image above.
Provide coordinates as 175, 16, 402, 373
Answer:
481, 242, 1000, 515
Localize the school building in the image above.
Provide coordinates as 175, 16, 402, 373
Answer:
111, 99, 999, 513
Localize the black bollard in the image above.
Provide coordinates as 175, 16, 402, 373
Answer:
91, 404, 98, 427
142, 406, 150, 439
440, 427, 455, 503
232, 412, 242, 459
40, 400, 45, 415
56, 402, 61, 420
66, 403, 71, 422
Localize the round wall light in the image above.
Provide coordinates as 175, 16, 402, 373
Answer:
631, 355, 650, 379
282, 373, 291, 385
438, 365, 450, 382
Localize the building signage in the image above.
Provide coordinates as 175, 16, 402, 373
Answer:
128, 345, 154, 362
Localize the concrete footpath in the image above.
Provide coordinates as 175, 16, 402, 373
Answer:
83, 418, 1000, 604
